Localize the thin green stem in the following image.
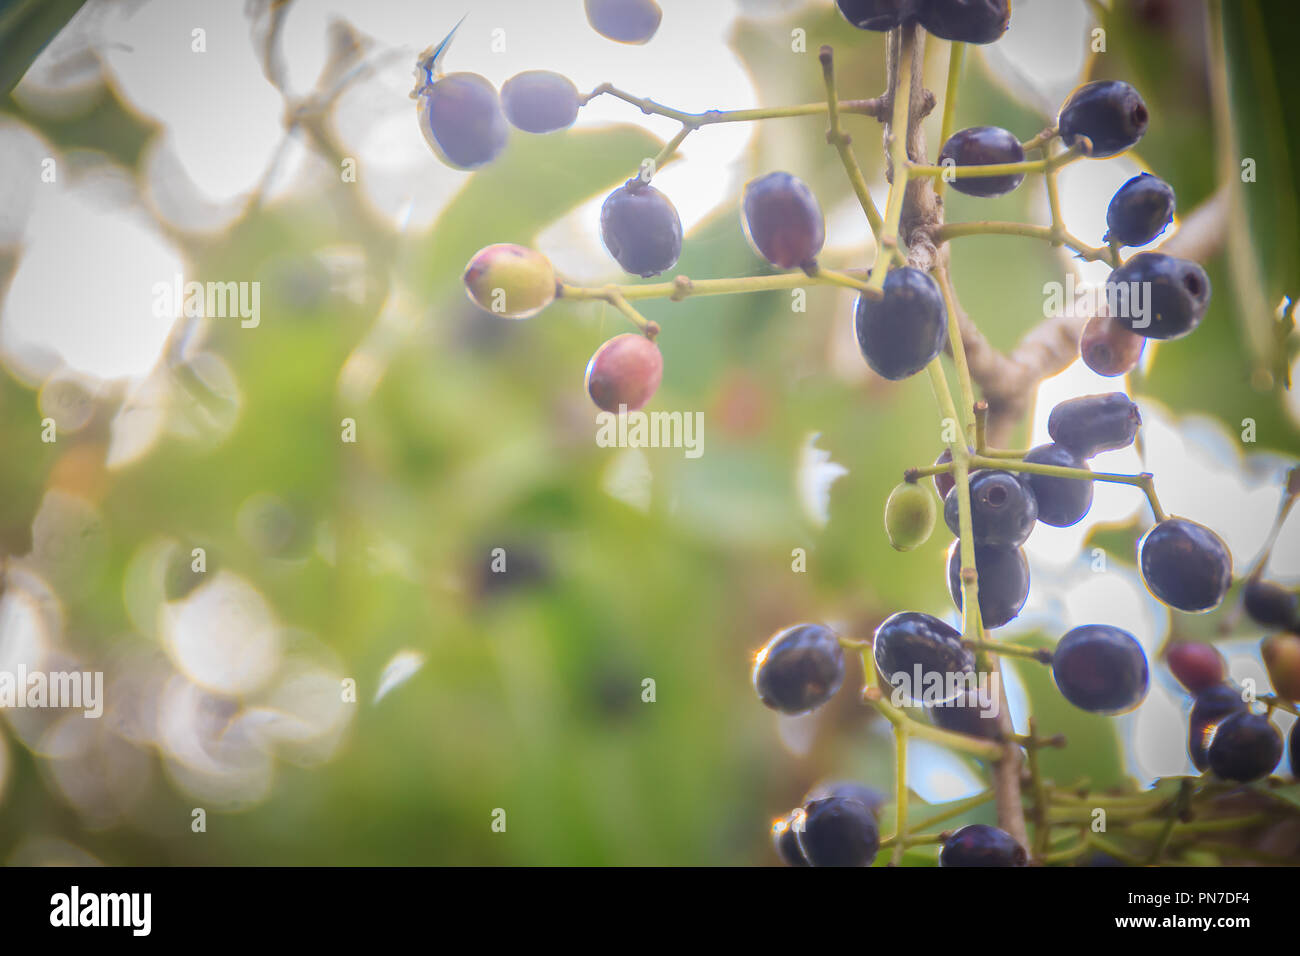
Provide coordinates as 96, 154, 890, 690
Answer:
604, 289, 659, 338
968, 456, 1168, 521
891, 725, 909, 865
819, 46, 885, 238
910, 789, 996, 833
934, 41, 965, 204
934, 266, 977, 445
935, 220, 1114, 262
963, 639, 1052, 663
860, 651, 1004, 759
912, 144, 1084, 181
866, 28, 916, 297
1028, 718, 1051, 860
640, 123, 693, 180
558, 268, 865, 304
581, 83, 881, 127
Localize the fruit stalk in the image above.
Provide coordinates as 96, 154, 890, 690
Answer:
819, 45, 885, 237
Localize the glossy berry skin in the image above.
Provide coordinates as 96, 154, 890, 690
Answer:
885, 480, 937, 552
917, 0, 1011, 45
1139, 518, 1233, 613
947, 540, 1029, 629
1261, 633, 1300, 701
1052, 625, 1149, 715
500, 71, 580, 134
943, 470, 1038, 548
1047, 392, 1141, 458
584, 0, 662, 44
741, 172, 825, 269
854, 267, 948, 381
1243, 578, 1300, 631
803, 781, 887, 819
1106, 253, 1211, 340
930, 688, 1000, 739
417, 72, 509, 170
797, 797, 880, 867
772, 812, 809, 866
1057, 80, 1149, 158
600, 180, 682, 277
1188, 684, 1247, 771
463, 244, 556, 319
1080, 312, 1146, 377
585, 334, 663, 413
835, 0, 916, 30
1022, 444, 1093, 527
939, 825, 1027, 867
1292, 722, 1299, 778
1206, 711, 1283, 782
1104, 173, 1175, 247
873, 611, 974, 705
938, 126, 1025, 197
1165, 642, 1226, 695
753, 624, 845, 715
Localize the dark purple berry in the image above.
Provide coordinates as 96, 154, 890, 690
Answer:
943, 470, 1038, 547
1080, 312, 1146, 377
417, 72, 509, 170
938, 126, 1025, 197
947, 540, 1029, 629
741, 172, 825, 269
1022, 443, 1093, 527
1105, 252, 1211, 340
1165, 642, 1226, 695
752, 624, 845, 715
797, 797, 880, 867
772, 812, 809, 866
1058, 80, 1149, 158
1188, 684, 1247, 771
1046, 392, 1140, 458
1139, 517, 1233, 613
854, 267, 949, 381
933, 447, 980, 501
917, 0, 1011, 45
803, 781, 887, 819
873, 611, 974, 705
929, 687, 1001, 739
939, 824, 1026, 867
1052, 624, 1149, 715
1291, 721, 1299, 778
1242, 578, 1300, 631
1104, 173, 1175, 247
584, 0, 662, 44
835, 0, 917, 30
1206, 711, 1283, 782
600, 179, 682, 277
500, 70, 580, 134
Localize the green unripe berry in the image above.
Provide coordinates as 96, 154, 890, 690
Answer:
462, 243, 557, 319
884, 480, 937, 552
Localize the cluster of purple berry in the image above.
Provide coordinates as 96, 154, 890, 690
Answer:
432, 1, 1290, 866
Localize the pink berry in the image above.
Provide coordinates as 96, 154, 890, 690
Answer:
1165, 642, 1225, 694
584, 333, 663, 413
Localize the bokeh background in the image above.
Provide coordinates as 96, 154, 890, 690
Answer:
0, 0, 1296, 865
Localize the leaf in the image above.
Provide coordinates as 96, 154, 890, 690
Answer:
0, 0, 87, 95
